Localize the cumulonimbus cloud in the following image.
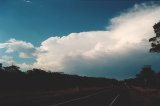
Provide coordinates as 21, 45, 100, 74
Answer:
33, 4, 160, 79
1, 3, 160, 79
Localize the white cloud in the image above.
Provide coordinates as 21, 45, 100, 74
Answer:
0, 55, 33, 71
1, 3, 160, 79
0, 38, 35, 58
32, 3, 160, 77
16, 62, 33, 71
0, 55, 14, 65
23, 0, 32, 3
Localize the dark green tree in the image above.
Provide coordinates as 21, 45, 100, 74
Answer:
0, 63, 2, 69
136, 65, 156, 87
149, 21, 160, 52
0, 63, 4, 72
4, 65, 21, 73
27, 68, 47, 75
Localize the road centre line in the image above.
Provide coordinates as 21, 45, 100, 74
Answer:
51, 89, 106, 106
109, 94, 120, 106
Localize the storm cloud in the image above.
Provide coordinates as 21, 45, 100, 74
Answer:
1, 3, 160, 79
32, 4, 160, 79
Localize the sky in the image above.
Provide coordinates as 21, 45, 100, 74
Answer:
0, 0, 160, 79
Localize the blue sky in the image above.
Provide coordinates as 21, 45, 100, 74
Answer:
0, 0, 154, 46
0, 0, 160, 79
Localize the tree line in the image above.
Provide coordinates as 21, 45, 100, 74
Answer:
1, 63, 160, 91
0, 63, 118, 91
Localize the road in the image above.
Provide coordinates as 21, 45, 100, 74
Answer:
0, 87, 133, 106
51, 87, 133, 106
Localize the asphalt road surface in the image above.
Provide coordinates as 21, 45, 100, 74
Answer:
1, 87, 133, 106
51, 87, 133, 106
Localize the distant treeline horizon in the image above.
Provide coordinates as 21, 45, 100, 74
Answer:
0, 63, 160, 91
0, 63, 118, 91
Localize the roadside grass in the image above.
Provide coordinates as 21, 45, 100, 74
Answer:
129, 87, 160, 106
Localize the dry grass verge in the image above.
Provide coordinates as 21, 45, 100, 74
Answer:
129, 86, 160, 106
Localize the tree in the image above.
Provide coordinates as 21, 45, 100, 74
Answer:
0, 63, 4, 72
0, 63, 2, 69
136, 65, 156, 87
4, 65, 21, 73
27, 68, 47, 75
0, 63, 3, 71
149, 21, 160, 52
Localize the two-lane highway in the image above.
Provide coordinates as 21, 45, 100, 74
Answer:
0, 87, 133, 106
51, 87, 133, 106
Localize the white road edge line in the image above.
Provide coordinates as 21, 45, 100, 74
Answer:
109, 94, 120, 106
51, 89, 106, 106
